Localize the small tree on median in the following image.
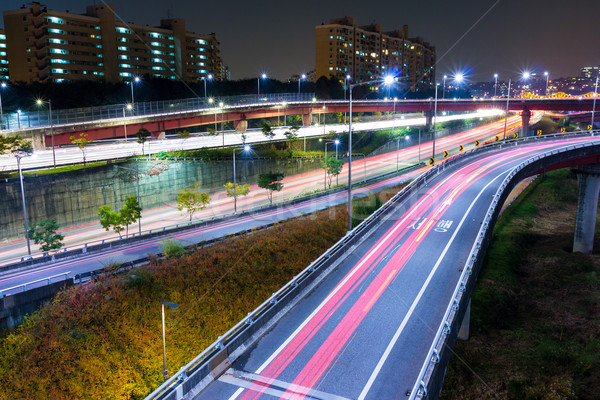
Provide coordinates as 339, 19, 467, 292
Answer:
261, 121, 275, 140
136, 128, 151, 155
98, 195, 141, 238
28, 219, 64, 252
258, 171, 284, 204
224, 182, 250, 198
70, 132, 93, 165
323, 157, 343, 188
177, 183, 211, 222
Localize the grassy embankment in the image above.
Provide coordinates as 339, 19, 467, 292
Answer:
441, 169, 600, 400
0, 184, 397, 400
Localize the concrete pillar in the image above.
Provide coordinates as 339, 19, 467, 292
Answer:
573, 165, 600, 254
521, 108, 532, 137
425, 110, 433, 130
457, 298, 470, 341
234, 120, 248, 133
302, 113, 312, 127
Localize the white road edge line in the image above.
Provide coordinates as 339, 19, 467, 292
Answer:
357, 165, 514, 400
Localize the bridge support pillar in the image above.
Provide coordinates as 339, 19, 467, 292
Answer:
457, 298, 470, 341
573, 165, 600, 254
521, 108, 532, 137
425, 110, 433, 130
302, 113, 312, 127
234, 120, 248, 133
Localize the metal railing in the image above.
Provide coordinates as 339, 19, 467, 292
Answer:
0, 272, 71, 298
0, 92, 315, 131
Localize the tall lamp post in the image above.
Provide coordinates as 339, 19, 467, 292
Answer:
14, 148, 33, 255
122, 103, 133, 141
503, 71, 530, 139
232, 145, 251, 214
442, 75, 447, 99
347, 75, 395, 230
113, 164, 142, 235
493, 74, 498, 98
36, 98, 55, 168
0, 81, 6, 131
432, 82, 439, 160
130, 76, 140, 104
257, 73, 267, 98
298, 74, 306, 94
544, 71, 549, 97
161, 298, 179, 381
203, 74, 213, 98
591, 74, 599, 130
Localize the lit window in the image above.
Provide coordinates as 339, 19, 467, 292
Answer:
119, 64, 131, 68
52, 68, 66, 74
120, 72, 131, 77
116, 27, 130, 34
119, 55, 128, 60
152, 58, 162, 63
152, 66, 164, 70
150, 32, 162, 39
50, 59, 68, 64
152, 50, 163, 55
118, 46, 128, 51
51, 49, 67, 54
47, 17, 63, 24
150, 42, 161, 47
54, 78, 64, 83
196, 39, 206, 45
0, 34, 6, 40
0, 44, 7, 48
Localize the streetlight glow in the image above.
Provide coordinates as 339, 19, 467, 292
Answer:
36, 98, 55, 168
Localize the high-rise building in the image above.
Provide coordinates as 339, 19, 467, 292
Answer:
2, 2, 223, 83
315, 17, 435, 92
0, 29, 8, 81
581, 66, 600, 80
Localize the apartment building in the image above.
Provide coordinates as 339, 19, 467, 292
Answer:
315, 17, 435, 92
2, 2, 223, 83
0, 29, 8, 81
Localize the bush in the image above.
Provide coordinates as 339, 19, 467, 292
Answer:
160, 239, 185, 259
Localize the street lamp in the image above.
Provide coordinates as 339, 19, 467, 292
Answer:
493, 74, 498, 98
14, 148, 33, 255
502, 71, 530, 139
344, 74, 351, 100
347, 75, 395, 230
432, 82, 440, 160
454, 73, 464, 97
203, 73, 213, 97
130, 76, 140, 105
257, 73, 267, 98
113, 163, 142, 235
298, 74, 306, 94
544, 71, 549, 97
0, 82, 6, 131
232, 145, 251, 214
442, 75, 447, 99
36, 98, 55, 168
122, 103, 133, 141
161, 298, 179, 381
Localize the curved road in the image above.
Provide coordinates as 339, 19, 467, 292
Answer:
189, 135, 598, 400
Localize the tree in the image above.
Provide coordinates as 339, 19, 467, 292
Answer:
258, 171, 284, 204
98, 195, 141, 238
136, 128, 151, 155
261, 121, 275, 140
284, 125, 300, 142
28, 219, 64, 252
176, 129, 190, 139
1, 134, 32, 154
323, 157, 343, 188
70, 132, 93, 165
224, 182, 250, 201
177, 183, 210, 222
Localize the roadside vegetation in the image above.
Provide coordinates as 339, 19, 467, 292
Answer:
0, 206, 348, 399
441, 169, 600, 400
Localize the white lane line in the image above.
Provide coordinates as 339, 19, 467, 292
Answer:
357, 166, 513, 400
220, 369, 350, 400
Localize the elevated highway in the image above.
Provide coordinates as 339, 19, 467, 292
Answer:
145, 131, 600, 400
1, 92, 596, 148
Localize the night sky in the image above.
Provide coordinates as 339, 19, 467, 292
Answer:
2, 0, 599, 82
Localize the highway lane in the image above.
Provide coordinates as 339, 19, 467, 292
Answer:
192, 136, 595, 400
0, 115, 521, 264
0, 111, 501, 172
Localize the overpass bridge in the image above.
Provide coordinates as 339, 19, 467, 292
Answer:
144, 131, 600, 400
1, 93, 597, 149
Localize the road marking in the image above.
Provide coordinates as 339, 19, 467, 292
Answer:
357, 166, 513, 400
220, 369, 350, 400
